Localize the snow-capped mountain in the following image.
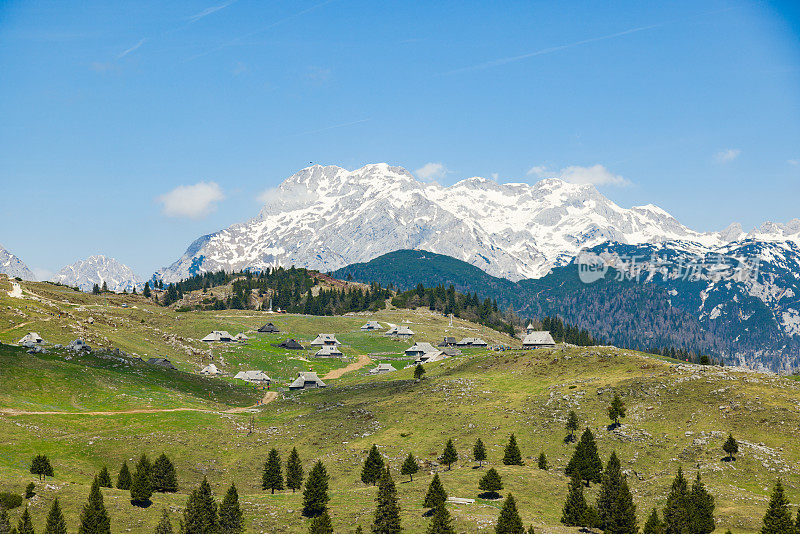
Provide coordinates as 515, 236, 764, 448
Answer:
53, 255, 142, 293
157, 163, 741, 283
0, 243, 36, 281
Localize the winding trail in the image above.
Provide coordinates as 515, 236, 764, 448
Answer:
324, 353, 372, 379
0, 390, 281, 417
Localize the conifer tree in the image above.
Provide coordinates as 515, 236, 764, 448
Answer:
181, 477, 218, 534
796, 509, 800, 534
262, 448, 284, 493
537, 453, 547, 470
92, 284, 101, 295
423, 474, 447, 510
371, 468, 402, 534
565, 410, 579, 443
663, 467, 691, 534
502, 434, 523, 466
526, 527, 535, 534
219, 483, 244, 534
414, 365, 426, 380
78, 477, 111, 534
689, 473, 715, 534
426, 505, 455, 534
361, 445, 385, 486
561, 474, 588, 527
473, 439, 487, 467
308, 511, 334, 534
154, 510, 173, 534
400, 453, 419, 482
97, 466, 112, 488
286, 447, 304, 493
565, 428, 603, 486
355, 526, 363, 534
30, 454, 54, 481
0, 510, 10, 534
303, 461, 330, 517
439, 440, 458, 470
152, 453, 178, 493
760, 479, 794, 534
25, 484, 35, 500
44, 498, 67, 534
608, 394, 626, 428
16, 508, 34, 534
596, 451, 622, 530
116, 461, 131, 490
130, 454, 153, 506
722, 434, 738, 461
642, 508, 665, 534
608, 478, 637, 534
101, 281, 108, 293
478, 468, 503, 499
143, 282, 151, 298
495, 494, 524, 534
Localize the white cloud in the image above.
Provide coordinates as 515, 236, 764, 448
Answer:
189, 0, 237, 23
526, 165, 550, 177
789, 159, 799, 166
714, 148, 741, 163
414, 162, 448, 182
117, 38, 147, 59
558, 164, 630, 186
157, 182, 224, 218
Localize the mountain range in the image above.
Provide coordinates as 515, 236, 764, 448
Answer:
52, 255, 143, 293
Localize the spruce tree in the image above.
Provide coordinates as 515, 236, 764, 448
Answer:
796, 509, 800, 534
439, 440, 458, 470
414, 365, 426, 380
361, 445, 385, 486
760, 479, 794, 534
78, 476, 111, 534
0, 510, 10, 534
537, 453, 547, 470
642, 508, 665, 534
303, 461, 330, 517
566, 410, 579, 443
495, 493, 524, 534
371, 468, 402, 534
478, 468, 503, 499
116, 461, 131, 490
143, 282, 151, 298
181, 477, 218, 534
152, 453, 178, 493
663, 467, 691, 534
97, 466, 112, 488
262, 448, 284, 493
561, 474, 588, 527
608, 393, 626, 428
25, 484, 35, 500
502, 434, 523, 466
689, 472, 715, 534
286, 447, 304, 493
154, 509, 173, 534
565, 428, 603, 486
219, 483, 244, 534
308, 511, 334, 534
426, 505, 455, 534
608, 478, 637, 534
722, 434, 738, 461
30, 454, 54, 481
596, 451, 622, 530
130, 454, 153, 506
44, 498, 67, 534
16, 508, 34, 534
423, 474, 447, 510
473, 438, 487, 467
400, 453, 419, 482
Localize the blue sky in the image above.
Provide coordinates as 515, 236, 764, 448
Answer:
1, 0, 799, 279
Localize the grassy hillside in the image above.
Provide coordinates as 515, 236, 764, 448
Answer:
1, 275, 798, 532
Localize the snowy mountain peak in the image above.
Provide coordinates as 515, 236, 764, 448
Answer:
0, 243, 36, 281
53, 255, 142, 293
156, 163, 742, 283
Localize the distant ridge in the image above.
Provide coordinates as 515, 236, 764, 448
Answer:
53, 255, 142, 293
0, 243, 36, 281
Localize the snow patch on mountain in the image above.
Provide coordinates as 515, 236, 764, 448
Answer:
53, 255, 142, 293
156, 163, 745, 283
0, 243, 36, 281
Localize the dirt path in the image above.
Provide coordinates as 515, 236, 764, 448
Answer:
7, 282, 23, 298
0, 391, 281, 417
324, 354, 372, 379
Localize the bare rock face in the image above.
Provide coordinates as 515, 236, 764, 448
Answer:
0, 243, 36, 281
53, 255, 141, 293
154, 163, 722, 283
